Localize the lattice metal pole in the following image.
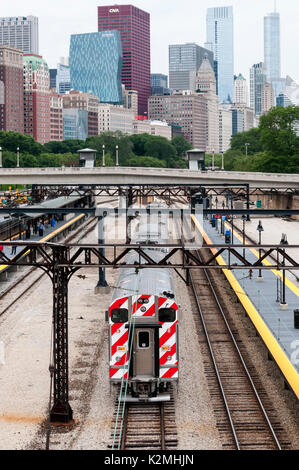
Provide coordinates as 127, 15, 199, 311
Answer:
50, 248, 73, 424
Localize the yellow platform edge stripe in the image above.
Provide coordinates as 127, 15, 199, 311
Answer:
0, 214, 84, 272
224, 220, 299, 298
192, 215, 299, 400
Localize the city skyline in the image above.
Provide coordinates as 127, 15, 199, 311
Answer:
0, 0, 298, 85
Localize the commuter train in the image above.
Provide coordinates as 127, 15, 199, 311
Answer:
107, 204, 179, 402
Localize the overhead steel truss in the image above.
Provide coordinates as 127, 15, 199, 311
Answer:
30, 183, 299, 202
1, 238, 299, 424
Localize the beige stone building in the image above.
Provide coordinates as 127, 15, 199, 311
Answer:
195, 55, 219, 153
98, 103, 135, 135
133, 119, 172, 140
262, 82, 275, 114
148, 92, 207, 149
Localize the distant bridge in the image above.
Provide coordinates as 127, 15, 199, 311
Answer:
1, 167, 299, 189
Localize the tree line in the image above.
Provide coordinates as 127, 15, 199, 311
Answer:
0, 131, 191, 170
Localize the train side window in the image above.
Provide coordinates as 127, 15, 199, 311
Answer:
111, 308, 128, 323
138, 331, 150, 349
159, 308, 176, 323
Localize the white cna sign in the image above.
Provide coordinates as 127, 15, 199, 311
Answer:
109, 8, 119, 13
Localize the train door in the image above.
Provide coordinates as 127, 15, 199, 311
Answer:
133, 329, 154, 377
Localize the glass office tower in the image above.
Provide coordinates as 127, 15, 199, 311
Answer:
264, 11, 281, 81
206, 6, 234, 103
69, 31, 123, 104
169, 43, 214, 92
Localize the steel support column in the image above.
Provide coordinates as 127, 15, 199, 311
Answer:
50, 250, 73, 424
96, 215, 108, 288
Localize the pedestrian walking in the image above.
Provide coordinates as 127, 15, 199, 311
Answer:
38, 221, 45, 237
11, 245, 17, 256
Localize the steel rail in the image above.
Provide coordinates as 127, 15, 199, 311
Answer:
191, 248, 282, 450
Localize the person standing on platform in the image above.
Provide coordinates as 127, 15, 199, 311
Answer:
38, 221, 45, 237
0, 244, 4, 259
51, 216, 56, 228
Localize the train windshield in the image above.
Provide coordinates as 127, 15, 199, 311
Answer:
159, 308, 176, 323
111, 308, 128, 323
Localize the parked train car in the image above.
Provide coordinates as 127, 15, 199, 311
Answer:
107, 206, 179, 402
0, 194, 91, 241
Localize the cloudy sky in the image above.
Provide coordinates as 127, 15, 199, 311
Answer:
1, 0, 298, 83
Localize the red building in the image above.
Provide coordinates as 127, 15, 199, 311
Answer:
98, 4, 150, 116
0, 46, 24, 134
23, 54, 50, 144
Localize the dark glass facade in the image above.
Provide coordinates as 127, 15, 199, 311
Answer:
98, 4, 150, 116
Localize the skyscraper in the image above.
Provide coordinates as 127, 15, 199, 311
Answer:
234, 74, 248, 106
0, 46, 24, 134
23, 54, 50, 144
206, 6, 234, 103
98, 5, 150, 115
169, 43, 213, 91
264, 11, 281, 82
69, 31, 123, 105
0, 16, 39, 55
195, 55, 219, 153
56, 60, 71, 95
151, 74, 169, 95
250, 62, 267, 116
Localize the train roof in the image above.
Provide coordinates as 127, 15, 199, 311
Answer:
22, 195, 84, 217
111, 248, 174, 302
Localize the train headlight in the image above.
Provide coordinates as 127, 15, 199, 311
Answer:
162, 345, 170, 351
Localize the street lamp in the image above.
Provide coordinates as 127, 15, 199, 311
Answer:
212, 149, 215, 171
0, 147, 2, 168
256, 220, 264, 282
17, 147, 20, 168
245, 142, 250, 157
221, 151, 224, 171
102, 144, 106, 167
116, 145, 119, 166
280, 233, 289, 310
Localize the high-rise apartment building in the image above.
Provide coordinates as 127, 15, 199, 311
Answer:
50, 93, 64, 141
0, 46, 24, 133
206, 6, 234, 103
0, 16, 39, 55
98, 5, 150, 116
148, 92, 207, 149
169, 43, 213, 92
234, 74, 248, 106
23, 54, 50, 144
195, 55, 219, 153
261, 82, 274, 114
219, 105, 232, 153
70, 31, 123, 105
250, 62, 267, 116
62, 90, 99, 137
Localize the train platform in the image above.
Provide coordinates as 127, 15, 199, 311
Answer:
192, 215, 299, 400
0, 213, 85, 277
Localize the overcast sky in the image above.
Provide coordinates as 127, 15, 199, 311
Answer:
1, 0, 298, 83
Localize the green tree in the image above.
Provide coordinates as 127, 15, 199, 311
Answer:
171, 136, 192, 159
259, 106, 299, 156
230, 128, 263, 154
0, 131, 43, 155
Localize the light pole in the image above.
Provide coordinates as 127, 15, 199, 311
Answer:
212, 149, 215, 171
245, 142, 250, 157
17, 147, 20, 168
280, 233, 288, 310
116, 145, 119, 166
0, 147, 2, 168
221, 151, 224, 171
102, 144, 106, 167
257, 220, 264, 282
242, 214, 247, 260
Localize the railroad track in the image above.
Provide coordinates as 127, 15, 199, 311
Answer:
110, 391, 177, 450
190, 247, 291, 450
